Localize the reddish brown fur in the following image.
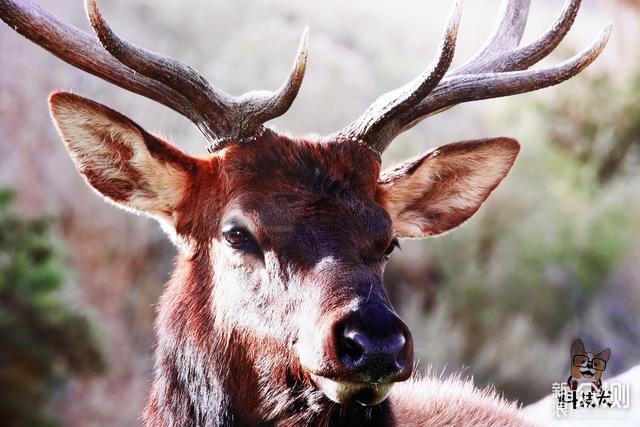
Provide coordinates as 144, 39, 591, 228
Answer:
143, 133, 397, 424
49, 92, 523, 426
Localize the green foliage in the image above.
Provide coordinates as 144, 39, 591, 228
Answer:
430, 194, 634, 339
0, 189, 105, 427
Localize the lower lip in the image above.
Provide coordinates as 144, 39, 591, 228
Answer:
310, 374, 394, 406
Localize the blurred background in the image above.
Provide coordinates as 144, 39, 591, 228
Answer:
1, 0, 639, 425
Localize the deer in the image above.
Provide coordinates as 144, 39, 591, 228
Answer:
0, 0, 611, 425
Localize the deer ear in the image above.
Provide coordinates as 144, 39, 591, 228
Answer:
49, 92, 195, 225
379, 138, 519, 238
571, 339, 586, 357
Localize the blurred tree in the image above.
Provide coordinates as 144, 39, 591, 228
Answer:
540, 68, 640, 185
0, 188, 105, 427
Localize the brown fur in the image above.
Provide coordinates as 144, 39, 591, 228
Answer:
48, 92, 526, 426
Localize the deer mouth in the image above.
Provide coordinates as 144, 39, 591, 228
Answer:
310, 374, 394, 406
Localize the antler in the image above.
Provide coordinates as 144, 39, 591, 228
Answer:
336, 0, 612, 155
0, 0, 309, 149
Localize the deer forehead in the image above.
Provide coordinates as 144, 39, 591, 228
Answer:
221, 135, 382, 194
217, 138, 392, 244
172, 137, 390, 244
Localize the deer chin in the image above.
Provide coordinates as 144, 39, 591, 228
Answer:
310, 374, 394, 406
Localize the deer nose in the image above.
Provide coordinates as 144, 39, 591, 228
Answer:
334, 305, 412, 382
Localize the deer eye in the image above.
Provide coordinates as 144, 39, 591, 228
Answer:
221, 220, 263, 257
223, 228, 251, 248
382, 238, 400, 262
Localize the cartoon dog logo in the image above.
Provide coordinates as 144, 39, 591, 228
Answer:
568, 338, 611, 392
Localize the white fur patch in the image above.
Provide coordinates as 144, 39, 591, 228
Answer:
311, 374, 394, 406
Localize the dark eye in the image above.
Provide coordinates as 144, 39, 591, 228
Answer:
221, 221, 263, 257
223, 228, 251, 247
381, 238, 399, 262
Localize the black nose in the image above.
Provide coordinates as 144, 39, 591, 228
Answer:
335, 305, 412, 382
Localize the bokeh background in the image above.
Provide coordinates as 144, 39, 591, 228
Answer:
1, 0, 639, 425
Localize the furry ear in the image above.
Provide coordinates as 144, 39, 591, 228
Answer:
571, 339, 586, 357
597, 348, 612, 362
378, 138, 519, 238
49, 92, 196, 225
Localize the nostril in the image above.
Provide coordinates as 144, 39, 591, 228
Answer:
336, 324, 370, 368
339, 333, 365, 364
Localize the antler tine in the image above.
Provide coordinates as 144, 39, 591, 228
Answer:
337, 0, 463, 154
498, 0, 581, 72
400, 24, 612, 132
1, 0, 309, 148
336, 0, 611, 156
456, 0, 531, 74
248, 27, 309, 125
458, 0, 582, 75
85, 0, 239, 141
0, 0, 193, 120
86, 0, 309, 145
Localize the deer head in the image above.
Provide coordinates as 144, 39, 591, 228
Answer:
1, 0, 611, 423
